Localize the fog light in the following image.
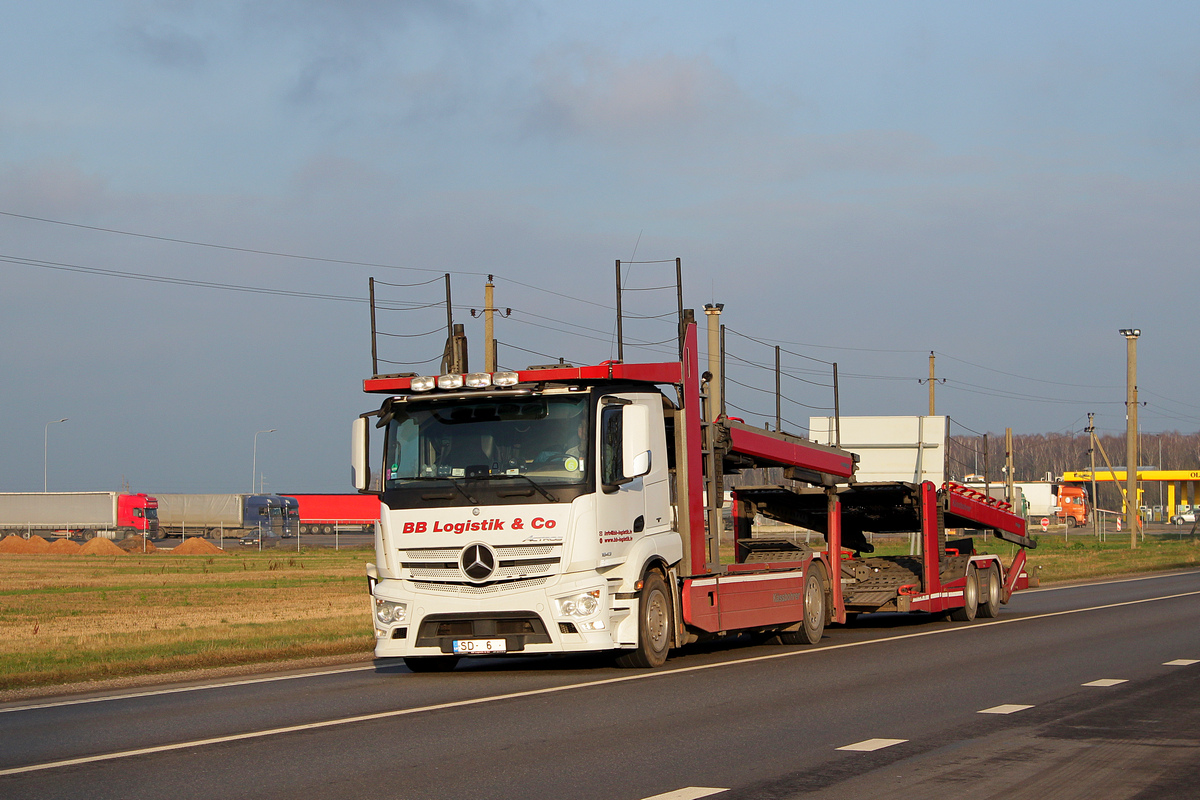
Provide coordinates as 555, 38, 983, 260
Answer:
438, 374, 464, 390
493, 372, 519, 386
411, 376, 436, 392
464, 373, 492, 389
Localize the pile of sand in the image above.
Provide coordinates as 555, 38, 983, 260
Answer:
117, 536, 159, 554
0, 534, 53, 554
78, 537, 126, 555
171, 536, 226, 555
47, 538, 82, 554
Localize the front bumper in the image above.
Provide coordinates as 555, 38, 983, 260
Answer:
371, 577, 635, 658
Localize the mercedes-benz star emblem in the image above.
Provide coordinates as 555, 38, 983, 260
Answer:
460, 543, 496, 582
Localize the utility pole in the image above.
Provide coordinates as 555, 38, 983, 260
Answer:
472, 275, 510, 372
1005, 428, 1014, 506
1120, 328, 1140, 548
1087, 412, 1098, 536
928, 351, 936, 415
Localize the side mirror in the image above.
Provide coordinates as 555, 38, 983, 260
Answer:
622, 404, 652, 479
351, 416, 371, 492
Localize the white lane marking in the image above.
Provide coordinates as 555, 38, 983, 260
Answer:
0, 665, 377, 715
979, 704, 1034, 714
6, 587, 1200, 776
1021, 568, 1200, 593
837, 738, 907, 752
1164, 659, 1199, 666
1083, 679, 1128, 687
640, 788, 727, 800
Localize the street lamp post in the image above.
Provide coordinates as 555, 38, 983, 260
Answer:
44, 418, 68, 492
1119, 328, 1140, 549
252, 429, 276, 494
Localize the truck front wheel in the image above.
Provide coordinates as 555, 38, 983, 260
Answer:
616, 571, 672, 668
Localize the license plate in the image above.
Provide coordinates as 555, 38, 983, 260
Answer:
453, 638, 507, 655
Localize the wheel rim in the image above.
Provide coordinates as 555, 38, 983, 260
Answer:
646, 589, 669, 651
805, 575, 823, 630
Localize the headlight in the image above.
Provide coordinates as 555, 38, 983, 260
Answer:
555, 590, 601, 618
375, 599, 408, 625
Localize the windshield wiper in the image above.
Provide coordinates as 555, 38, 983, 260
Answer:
492, 474, 557, 502
402, 476, 479, 504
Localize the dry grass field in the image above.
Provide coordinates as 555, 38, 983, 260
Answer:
0, 546, 374, 691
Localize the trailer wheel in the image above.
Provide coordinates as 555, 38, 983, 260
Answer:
616, 571, 672, 668
950, 565, 979, 622
779, 568, 826, 645
979, 563, 1001, 618
404, 656, 459, 673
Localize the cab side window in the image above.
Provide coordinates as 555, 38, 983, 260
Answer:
600, 406, 623, 487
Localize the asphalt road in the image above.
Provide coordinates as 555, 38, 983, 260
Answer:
3, 571, 1199, 800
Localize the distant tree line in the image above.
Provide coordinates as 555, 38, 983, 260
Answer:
950, 430, 1200, 510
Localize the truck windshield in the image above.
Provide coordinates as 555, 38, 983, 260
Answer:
384, 395, 589, 490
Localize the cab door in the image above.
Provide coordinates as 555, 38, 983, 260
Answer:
594, 392, 669, 565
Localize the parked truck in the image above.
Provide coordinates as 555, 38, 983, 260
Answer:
0, 492, 158, 540
155, 493, 297, 539
283, 493, 380, 535
1011, 481, 1089, 527
352, 307, 1035, 671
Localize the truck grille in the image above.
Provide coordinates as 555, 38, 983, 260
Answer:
400, 544, 562, 588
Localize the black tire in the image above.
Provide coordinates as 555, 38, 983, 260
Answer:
322, 525, 334, 535
779, 567, 826, 645
950, 565, 979, 622
615, 571, 672, 668
978, 563, 1001, 619
404, 656, 459, 673
1066, 516, 1076, 529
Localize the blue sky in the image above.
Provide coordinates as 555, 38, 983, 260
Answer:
3, 2, 1198, 493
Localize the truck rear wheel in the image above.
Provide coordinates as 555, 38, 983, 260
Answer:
950, 565, 979, 622
404, 656, 459, 673
978, 563, 1001, 618
616, 571, 672, 668
779, 568, 825, 645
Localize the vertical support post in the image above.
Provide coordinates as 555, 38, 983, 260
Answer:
704, 304, 723, 421
928, 351, 936, 416
920, 482, 942, 596
719, 324, 727, 419
444, 273, 454, 342
826, 489, 844, 624
680, 312, 707, 577
615, 260, 624, 362
675, 257, 684, 360
775, 345, 782, 433
1121, 329, 1140, 548
983, 433, 990, 501
833, 363, 841, 447
1088, 412, 1098, 534
1005, 428, 1014, 505
484, 276, 496, 372
369, 277, 378, 377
